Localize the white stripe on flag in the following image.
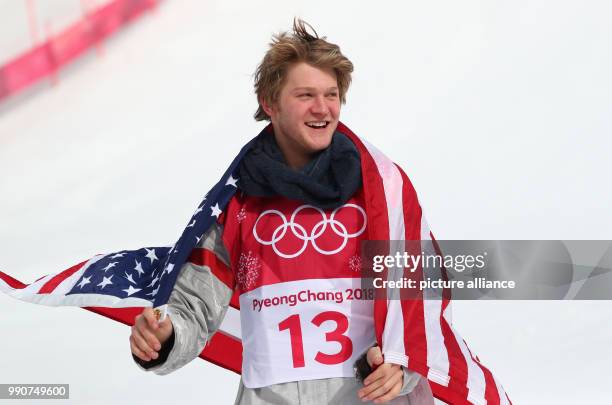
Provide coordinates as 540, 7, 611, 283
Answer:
424, 297, 450, 386
420, 216, 451, 386
362, 140, 408, 367
494, 375, 510, 405
0, 256, 151, 307
4, 273, 56, 297
50, 255, 104, 296
219, 306, 242, 340
455, 332, 487, 405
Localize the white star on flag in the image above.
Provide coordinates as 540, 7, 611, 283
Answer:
210, 203, 222, 218
124, 272, 136, 284
123, 285, 141, 296
77, 276, 91, 289
102, 262, 117, 272
110, 252, 125, 259
225, 175, 238, 188
98, 275, 113, 289
147, 275, 159, 288
134, 260, 144, 276
145, 248, 158, 264
147, 285, 160, 297
165, 263, 175, 273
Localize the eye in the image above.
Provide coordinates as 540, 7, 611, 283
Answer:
298, 93, 312, 98
327, 92, 339, 98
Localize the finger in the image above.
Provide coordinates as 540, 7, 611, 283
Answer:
363, 363, 393, 386
130, 335, 151, 361
139, 323, 162, 351
131, 328, 158, 359
361, 369, 403, 401
130, 334, 152, 361
142, 308, 159, 330
135, 313, 151, 331
373, 380, 403, 404
131, 327, 154, 353
359, 365, 402, 397
358, 379, 382, 400
358, 370, 386, 398
134, 314, 144, 327
366, 346, 384, 368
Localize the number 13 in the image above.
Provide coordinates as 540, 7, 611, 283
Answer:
278, 311, 354, 368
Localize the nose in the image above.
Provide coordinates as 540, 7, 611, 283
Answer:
310, 95, 329, 116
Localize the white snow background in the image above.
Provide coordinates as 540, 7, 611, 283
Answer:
1, 1, 611, 404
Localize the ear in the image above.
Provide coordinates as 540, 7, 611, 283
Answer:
260, 97, 275, 118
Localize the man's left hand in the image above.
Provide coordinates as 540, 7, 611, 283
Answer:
357, 346, 404, 403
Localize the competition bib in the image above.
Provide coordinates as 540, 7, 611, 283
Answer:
240, 277, 375, 388
221, 191, 373, 388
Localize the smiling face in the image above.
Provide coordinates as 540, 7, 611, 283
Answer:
262, 62, 341, 169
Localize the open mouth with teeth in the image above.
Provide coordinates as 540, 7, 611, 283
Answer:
305, 121, 329, 129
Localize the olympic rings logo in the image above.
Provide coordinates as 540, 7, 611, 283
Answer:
253, 204, 367, 259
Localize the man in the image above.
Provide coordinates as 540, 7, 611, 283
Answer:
130, 20, 430, 404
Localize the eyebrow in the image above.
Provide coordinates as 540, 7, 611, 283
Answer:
291, 86, 339, 92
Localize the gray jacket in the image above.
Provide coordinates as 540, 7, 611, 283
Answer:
135, 223, 437, 405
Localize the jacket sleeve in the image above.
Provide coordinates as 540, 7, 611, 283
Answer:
133, 221, 234, 375
399, 367, 422, 396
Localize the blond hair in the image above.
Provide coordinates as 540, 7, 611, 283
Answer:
253, 18, 354, 121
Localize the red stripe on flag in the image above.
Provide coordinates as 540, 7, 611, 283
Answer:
200, 331, 243, 374
0, 271, 28, 289
430, 235, 453, 311
480, 361, 502, 404
439, 321, 470, 402
397, 165, 429, 375
464, 341, 501, 404
429, 381, 472, 405
401, 290, 428, 375
38, 259, 89, 294
188, 248, 235, 290
337, 123, 389, 242
435, 230, 505, 403
337, 122, 390, 346
229, 290, 241, 310
85, 305, 244, 374
86, 306, 143, 325
395, 165, 421, 240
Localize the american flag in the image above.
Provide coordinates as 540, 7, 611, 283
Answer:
0, 131, 252, 313
0, 123, 510, 405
